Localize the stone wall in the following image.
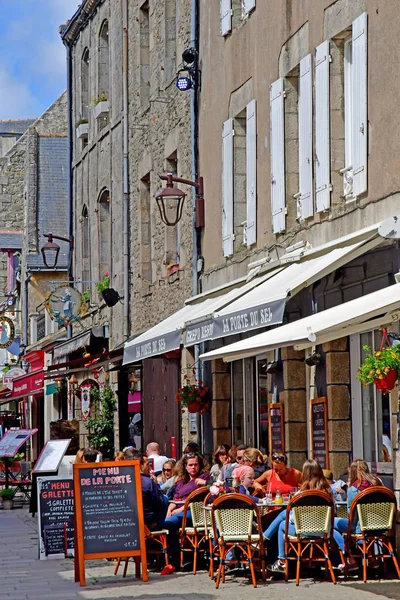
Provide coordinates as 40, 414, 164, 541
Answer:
128, 0, 193, 336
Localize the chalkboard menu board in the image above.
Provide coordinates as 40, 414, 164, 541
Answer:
268, 402, 285, 457
37, 477, 74, 560
73, 460, 148, 587
311, 397, 329, 469
44, 524, 67, 556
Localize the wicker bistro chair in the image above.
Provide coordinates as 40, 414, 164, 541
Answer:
284, 490, 338, 586
203, 494, 217, 578
179, 486, 210, 574
211, 493, 266, 588
114, 525, 169, 577
344, 486, 400, 582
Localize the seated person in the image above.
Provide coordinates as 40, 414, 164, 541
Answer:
126, 448, 167, 531
323, 468, 347, 501
159, 459, 177, 492
243, 448, 268, 479
265, 459, 346, 574
254, 452, 302, 497
232, 465, 260, 503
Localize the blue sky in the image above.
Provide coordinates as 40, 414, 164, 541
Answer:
0, 0, 79, 119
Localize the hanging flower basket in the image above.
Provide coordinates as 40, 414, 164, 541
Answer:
357, 330, 400, 390
374, 368, 398, 392
176, 376, 211, 414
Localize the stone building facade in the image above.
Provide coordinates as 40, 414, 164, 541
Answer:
194, 0, 400, 487
61, 0, 194, 455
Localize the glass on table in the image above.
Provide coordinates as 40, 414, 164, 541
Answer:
265, 492, 273, 505
289, 487, 298, 499
282, 493, 290, 504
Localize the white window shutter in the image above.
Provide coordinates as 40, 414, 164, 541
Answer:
352, 12, 368, 197
299, 54, 313, 220
270, 78, 286, 234
222, 118, 234, 257
314, 40, 331, 212
246, 99, 257, 246
243, 0, 256, 16
220, 0, 232, 36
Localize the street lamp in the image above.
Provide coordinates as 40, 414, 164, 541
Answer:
41, 232, 74, 269
155, 173, 204, 227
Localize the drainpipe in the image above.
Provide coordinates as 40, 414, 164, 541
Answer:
23, 272, 32, 350
122, 0, 130, 340
190, 0, 203, 443
63, 38, 73, 340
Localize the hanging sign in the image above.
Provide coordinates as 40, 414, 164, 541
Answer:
311, 397, 329, 469
80, 384, 91, 420
3, 367, 25, 390
45, 287, 83, 328
73, 460, 148, 587
0, 316, 15, 348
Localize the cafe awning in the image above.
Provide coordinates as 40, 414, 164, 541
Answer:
10, 370, 45, 400
122, 270, 281, 364
200, 283, 400, 362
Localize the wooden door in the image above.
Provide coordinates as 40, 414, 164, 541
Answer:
143, 357, 181, 458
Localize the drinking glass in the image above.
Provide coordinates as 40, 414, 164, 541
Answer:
282, 493, 290, 504
265, 492, 273, 505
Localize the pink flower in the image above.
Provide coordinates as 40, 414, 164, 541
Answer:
210, 485, 220, 495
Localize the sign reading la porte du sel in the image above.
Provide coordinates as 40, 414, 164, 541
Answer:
185, 297, 286, 346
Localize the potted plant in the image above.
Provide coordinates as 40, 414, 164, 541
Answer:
75, 118, 88, 139
0, 487, 16, 510
357, 343, 400, 391
92, 92, 109, 120
175, 376, 211, 413
96, 273, 110, 298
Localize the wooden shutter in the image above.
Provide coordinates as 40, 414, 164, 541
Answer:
314, 40, 331, 212
222, 118, 234, 257
246, 99, 257, 246
270, 78, 286, 234
220, 0, 232, 36
352, 12, 368, 197
243, 0, 256, 16
299, 54, 313, 220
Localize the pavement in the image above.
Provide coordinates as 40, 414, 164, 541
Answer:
2, 508, 400, 600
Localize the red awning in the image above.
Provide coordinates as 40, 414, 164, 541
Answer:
11, 370, 44, 400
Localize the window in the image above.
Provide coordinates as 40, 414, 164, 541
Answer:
140, 1, 150, 106
81, 48, 90, 120
164, 0, 176, 83
270, 78, 286, 233
98, 21, 110, 132
81, 205, 90, 293
342, 13, 368, 200
98, 189, 110, 277
220, 0, 255, 35
221, 99, 257, 256
140, 174, 153, 283
232, 358, 256, 446
350, 328, 393, 474
98, 20, 110, 100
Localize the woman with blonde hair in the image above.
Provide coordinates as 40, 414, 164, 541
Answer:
159, 458, 177, 492
242, 447, 268, 478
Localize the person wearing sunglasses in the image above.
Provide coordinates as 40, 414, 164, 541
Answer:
253, 452, 302, 496
159, 459, 177, 493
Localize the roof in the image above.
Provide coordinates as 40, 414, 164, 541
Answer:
0, 231, 23, 250
0, 119, 36, 135
61, 0, 102, 45
26, 137, 69, 270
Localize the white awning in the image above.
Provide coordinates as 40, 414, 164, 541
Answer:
122, 269, 281, 364
210, 234, 381, 340
200, 284, 400, 362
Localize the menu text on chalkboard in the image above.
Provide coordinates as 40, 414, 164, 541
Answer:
38, 477, 74, 560
44, 524, 67, 556
311, 397, 329, 469
73, 460, 148, 587
268, 403, 285, 457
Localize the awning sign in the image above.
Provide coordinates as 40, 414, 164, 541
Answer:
123, 329, 181, 363
12, 371, 44, 397
185, 298, 286, 346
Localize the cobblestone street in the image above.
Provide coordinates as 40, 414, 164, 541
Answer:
1, 508, 400, 600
